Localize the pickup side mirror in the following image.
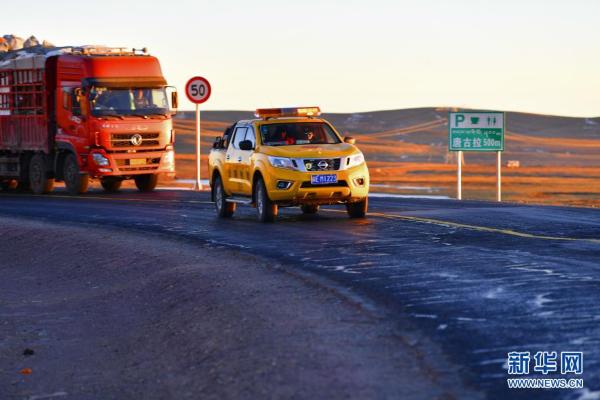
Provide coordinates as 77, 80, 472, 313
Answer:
239, 140, 254, 151
344, 136, 356, 145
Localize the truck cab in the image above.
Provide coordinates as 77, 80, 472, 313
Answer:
51, 48, 177, 193
208, 107, 369, 222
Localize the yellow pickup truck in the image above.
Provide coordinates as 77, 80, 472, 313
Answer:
208, 107, 369, 222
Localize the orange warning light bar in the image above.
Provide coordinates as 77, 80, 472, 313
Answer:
255, 106, 321, 119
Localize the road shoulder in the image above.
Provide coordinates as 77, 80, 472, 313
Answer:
0, 217, 481, 399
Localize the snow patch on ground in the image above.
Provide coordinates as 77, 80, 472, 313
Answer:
532, 293, 553, 307
483, 287, 504, 299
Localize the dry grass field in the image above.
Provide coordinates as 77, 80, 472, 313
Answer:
170, 108, 600, 208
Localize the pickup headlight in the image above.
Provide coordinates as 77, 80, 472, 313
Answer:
92, 153, 110, 166
346, 152, 365, 169
268, 156, 297, 170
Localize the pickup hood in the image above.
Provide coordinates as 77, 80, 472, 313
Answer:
259, 143, 359, 159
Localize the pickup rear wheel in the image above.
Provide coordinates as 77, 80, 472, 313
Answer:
214, 175, 235, 218
346, 198, 368, 218
134, 174, 158, 192
63, 153, 89, 195
29, 154, 54, 195
101, 177, 122, 193
255, 176, 277, 223
301, 205, 319, 214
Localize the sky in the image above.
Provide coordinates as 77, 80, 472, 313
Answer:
3, 0, 600, 116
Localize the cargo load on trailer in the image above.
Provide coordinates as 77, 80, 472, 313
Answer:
0, 44, 178, 194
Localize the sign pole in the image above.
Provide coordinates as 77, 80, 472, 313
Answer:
194, 103, 202, 191
496, 151, 501, 202
457, 150, 462, 200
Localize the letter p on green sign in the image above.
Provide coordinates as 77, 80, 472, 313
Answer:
455, 114, 465, 126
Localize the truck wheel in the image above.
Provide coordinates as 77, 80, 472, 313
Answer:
214, 174, 235, 218
346, 198, 368, 218
301, 205, 319, 214
255, 176, 277, 223
134, 174, 158, 192
63, 153, 89, 195
29, 154, 54, 195
101, 177, 122, 193
0, 180, 17, 191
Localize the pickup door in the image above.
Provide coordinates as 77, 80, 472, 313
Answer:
225, 125, 255, 196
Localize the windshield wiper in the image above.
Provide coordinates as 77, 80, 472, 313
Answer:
98, 114, 124, 120
130, 112, 169, 119
147, 112, 169, 118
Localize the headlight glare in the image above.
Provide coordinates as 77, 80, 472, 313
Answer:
346, 152, 365, 168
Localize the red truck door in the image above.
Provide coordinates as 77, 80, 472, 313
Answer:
55, 84, 88, 153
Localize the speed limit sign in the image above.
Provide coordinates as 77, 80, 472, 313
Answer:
185, 76, 211, 104
186, 76, 212, 192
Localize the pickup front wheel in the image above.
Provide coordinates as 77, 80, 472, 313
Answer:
346, 198, 368, 218
255, 177, 277, 223
214, 175, 235, 218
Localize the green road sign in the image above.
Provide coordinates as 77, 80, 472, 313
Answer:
449, 111, 505, 151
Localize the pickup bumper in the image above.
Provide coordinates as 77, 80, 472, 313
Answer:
262, 163, 369, 205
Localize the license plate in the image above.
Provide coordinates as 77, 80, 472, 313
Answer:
130, 158, 146, 166
311, 174, 337, 185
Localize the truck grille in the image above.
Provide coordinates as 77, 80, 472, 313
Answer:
115, 157, 161, 172
303, 158, 341, 171
111, 133, 160, 148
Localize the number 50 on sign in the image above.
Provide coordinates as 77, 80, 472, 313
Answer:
185, 76, 211, 104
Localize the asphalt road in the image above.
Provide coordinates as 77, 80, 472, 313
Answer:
1, 189, 599, 400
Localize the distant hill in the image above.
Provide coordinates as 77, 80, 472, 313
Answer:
177, 108, 600, 166
173, 108, 600, 206
179, 107, 600, 137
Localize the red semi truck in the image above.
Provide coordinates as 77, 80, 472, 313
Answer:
0, 46, 177, 194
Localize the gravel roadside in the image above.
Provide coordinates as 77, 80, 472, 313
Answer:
0, 217, 481, 400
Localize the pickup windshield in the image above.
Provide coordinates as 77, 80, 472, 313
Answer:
89, 87, 169, 117
260, 122, 341, 146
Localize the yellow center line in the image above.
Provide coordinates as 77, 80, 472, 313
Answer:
324, 209, 600, 244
